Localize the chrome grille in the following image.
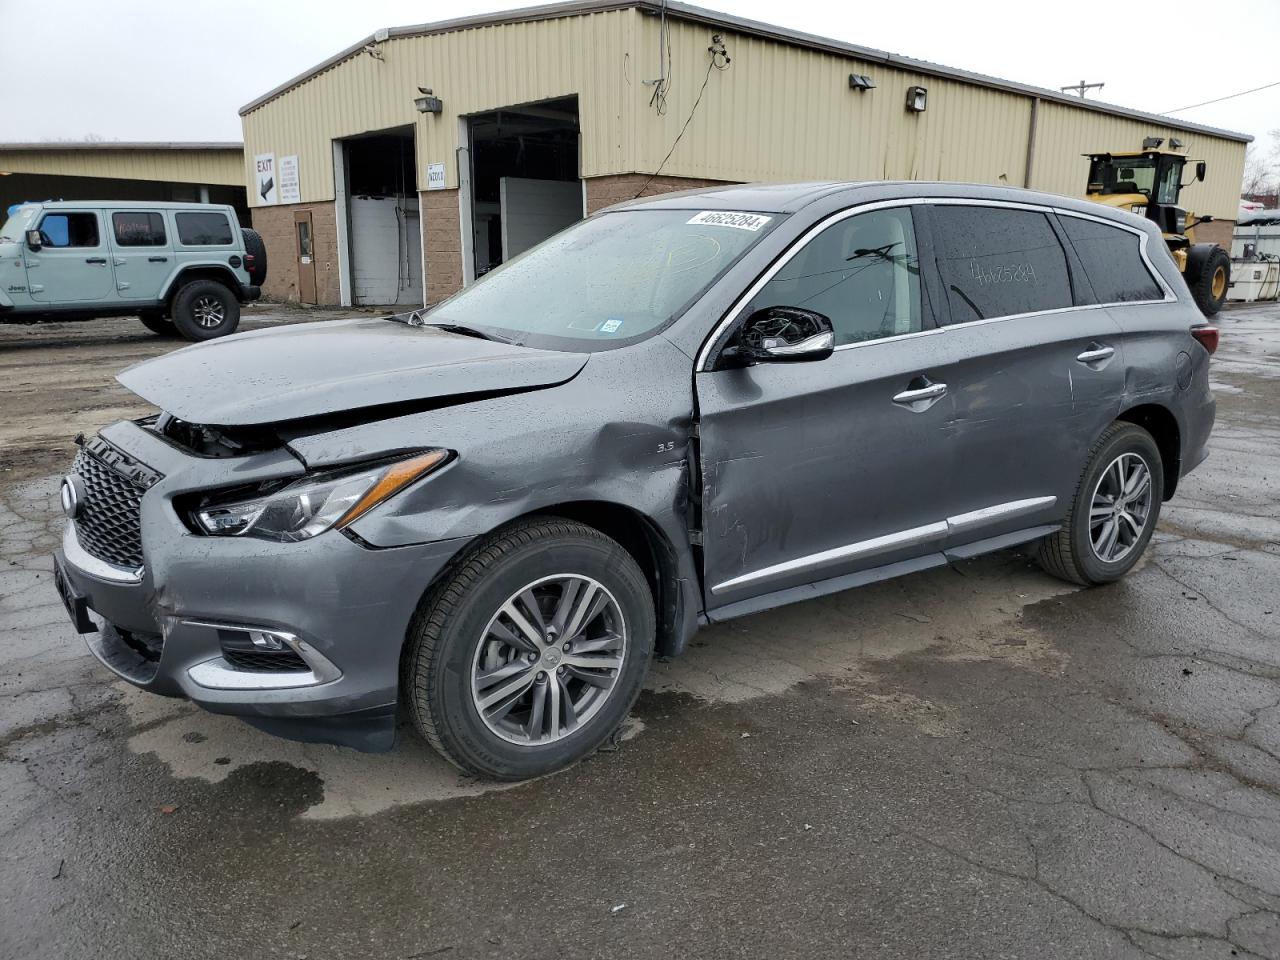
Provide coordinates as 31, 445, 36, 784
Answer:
71, 448, 147, 569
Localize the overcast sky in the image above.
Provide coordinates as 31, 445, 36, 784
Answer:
1, 0, 1276, 151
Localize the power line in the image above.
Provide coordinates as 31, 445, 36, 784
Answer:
1162, 79, 1280, 115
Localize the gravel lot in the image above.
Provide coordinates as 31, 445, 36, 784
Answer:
2, 302, 1279, 960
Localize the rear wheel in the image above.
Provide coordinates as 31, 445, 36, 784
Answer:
170, 279, 240, 341
404, 517, 654, 781
1036, 422, 1163, 585
1189, 247, 1230, 317
138, 311, 177, 337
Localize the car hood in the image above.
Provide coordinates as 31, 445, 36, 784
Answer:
117, 317, 589, 426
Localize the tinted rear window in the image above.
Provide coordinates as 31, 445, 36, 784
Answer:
929, 205, 1074, 323
176, 211, 234, 246
112, 212, 167, 247
1060, 215, 1164, 303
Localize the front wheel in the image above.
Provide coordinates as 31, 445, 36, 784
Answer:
404, 517, 654, 780
171, 280, 241, 341
1036, 422, 1163, 586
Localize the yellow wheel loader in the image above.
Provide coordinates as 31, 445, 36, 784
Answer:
1084, 140, 1230, 316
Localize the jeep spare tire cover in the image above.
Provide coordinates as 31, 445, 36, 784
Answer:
240, 228, 268, 285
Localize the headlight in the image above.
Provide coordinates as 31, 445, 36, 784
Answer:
194, 449, 449, 542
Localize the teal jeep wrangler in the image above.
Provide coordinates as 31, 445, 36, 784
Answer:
0, 201, 265, 340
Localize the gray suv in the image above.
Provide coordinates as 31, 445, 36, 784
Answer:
52, 182, 1217, 780
0, 201, 264, 340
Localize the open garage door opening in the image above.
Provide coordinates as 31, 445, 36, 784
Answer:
342, 126, 422, 307
466, 96, 582, 279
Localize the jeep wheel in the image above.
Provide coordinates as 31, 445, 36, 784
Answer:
404, 517, 654, 781
171, 280, 240, 341
240, 228, 268, 286
138, 311, 177, 337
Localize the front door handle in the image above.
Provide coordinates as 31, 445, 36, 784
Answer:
1076, 344, 1115, 364
893, 378, 948, 412
148, 256, 168, 263
85, 257, 107, 265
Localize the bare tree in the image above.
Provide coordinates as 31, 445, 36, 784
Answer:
1242, 129, 1280, 204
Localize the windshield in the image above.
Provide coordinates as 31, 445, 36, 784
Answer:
427, 208, 781, 351
1091, 156, 1158, 197
0, 205, 40, 243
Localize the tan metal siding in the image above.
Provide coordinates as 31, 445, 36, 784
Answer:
240, 8, 1245, 217
1030, 101, 1246, 219
630, 18, 1032, 187
240, 9, 640, 205
0, 149, 243, 185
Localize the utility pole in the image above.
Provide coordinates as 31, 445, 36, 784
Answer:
1061, 80, 1105, 99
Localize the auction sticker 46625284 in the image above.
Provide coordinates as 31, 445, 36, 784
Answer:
686, 211, 773, 231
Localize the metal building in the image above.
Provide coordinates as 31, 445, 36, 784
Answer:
238, 0, 1250, 307
0, 142, 248, 223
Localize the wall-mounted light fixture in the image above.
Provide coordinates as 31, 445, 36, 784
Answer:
848, 73, 876, 91
905, 86, 928, 113
415, 86, 443, 114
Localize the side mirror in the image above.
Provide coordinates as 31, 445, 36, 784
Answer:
25, 229, 42, 252
731, 306, 834, 364
1195, 161, 1206, 182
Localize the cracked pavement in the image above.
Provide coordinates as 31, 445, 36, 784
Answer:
1, 302, 1278, 959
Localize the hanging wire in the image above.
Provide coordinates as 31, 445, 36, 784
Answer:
634, 37, 731, 200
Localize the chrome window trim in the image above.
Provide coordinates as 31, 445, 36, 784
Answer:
694, 196, 1176, 372
711, 495, 1058, 595
62, 522, 143, 584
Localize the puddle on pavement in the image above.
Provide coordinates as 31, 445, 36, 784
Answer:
122, 552, 1074, 817
123, 688, 645, 819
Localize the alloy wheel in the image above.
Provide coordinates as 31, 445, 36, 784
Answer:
193, 296, 226, 328
1089, 452, 1153, 563
470, 574, 627, 745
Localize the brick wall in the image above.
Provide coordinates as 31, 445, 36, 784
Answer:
1193, 218, 1234, 250
420, 189, 463, 305
584, 174, 735, 215
249, 201, 340, 305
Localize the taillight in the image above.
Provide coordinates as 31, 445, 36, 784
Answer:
1191, 326, 1219, 355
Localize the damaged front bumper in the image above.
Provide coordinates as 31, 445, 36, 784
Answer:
53, 419, 470, 752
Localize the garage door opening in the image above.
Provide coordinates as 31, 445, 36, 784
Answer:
465, 96, 581, 279
341, 126, 421, 306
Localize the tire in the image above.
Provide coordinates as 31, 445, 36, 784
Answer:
240, 228, 268, 286
1036, 422, 1164, 586
138, 311, 177, 337
1188, 246, 1229, 317
170, 279, 240, 341
404, 517, 655, 780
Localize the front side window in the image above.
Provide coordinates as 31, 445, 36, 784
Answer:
112, 212, 167, 247
36, 212, 100, 248
929, 205, 1074, 323
429, 209, 781, 351
1060, 215, 1164, 304
745, 207, 922, 346
176, 211, 234, 246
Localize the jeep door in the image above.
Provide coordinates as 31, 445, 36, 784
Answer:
696, 204, 959, 614
25, 210, 115, 302
912, 201, 1127, 546
107, 211, 172, 304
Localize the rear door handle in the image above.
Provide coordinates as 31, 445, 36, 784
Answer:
85, 257, 107, 264
1076, 344, 1115, 364
148, 256, 168, 263
893, 379, 948, 411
